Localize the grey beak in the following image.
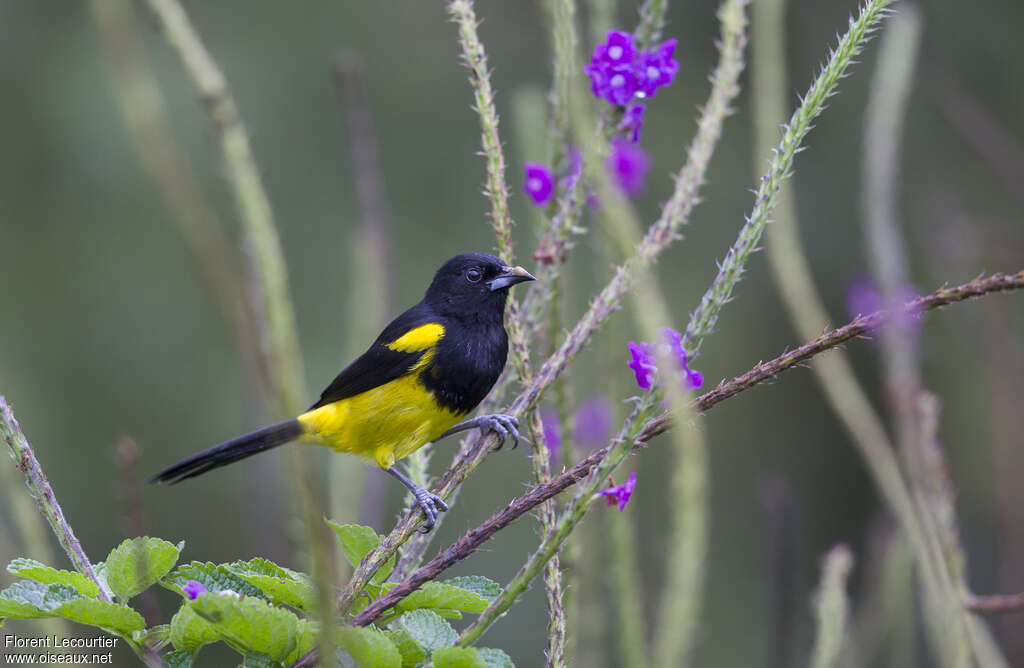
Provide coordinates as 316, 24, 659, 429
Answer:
489, 265, 537, 291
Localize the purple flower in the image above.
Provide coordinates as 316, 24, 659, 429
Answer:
627, 328, 703, 391
573, 396, 613, 449
601, 30, 637, 65
628, 341, 658, 389
584, 31, 640, 106
607, 139, 651, 196
660, 327, 704, 389
585, 31, 680, 107
523, 162, 554, 205
598, 471, 637, 511
636, 39, 679, 99
182, 580, 206, 600
619, 103, 646, 143
541, 407, 562, 465
846, 274, 922, 341
846, 274, 882, 319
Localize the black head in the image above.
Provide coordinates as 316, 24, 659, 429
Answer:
423, 252, 535, 319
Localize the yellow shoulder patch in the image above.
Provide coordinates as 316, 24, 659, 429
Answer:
386, 322, 445, 353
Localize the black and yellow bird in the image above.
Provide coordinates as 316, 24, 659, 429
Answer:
151, 252, 535, 529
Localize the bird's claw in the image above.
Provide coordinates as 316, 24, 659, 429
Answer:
412, 489, 449, 533
481, 413, 520, 451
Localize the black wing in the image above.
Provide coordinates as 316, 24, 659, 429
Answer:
309, 303, 440, 410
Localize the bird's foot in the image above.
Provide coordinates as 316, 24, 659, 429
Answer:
411, 488, 449, 533
476, 413, 520, 451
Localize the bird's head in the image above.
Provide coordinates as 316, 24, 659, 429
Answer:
423, 252, 536, 318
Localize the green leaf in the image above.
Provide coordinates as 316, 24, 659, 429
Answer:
326, 521, 395, 584
163, 649, 194, 668
241, 652, 283, 668
477, 647, 515, 668
227, 558, 315, 612
0, 581, 81, 619
164, 561, 265, 599
53, 597, 146, 635
286, 619, 319, 664
398, 609, 456, 652
104, 537, 183, 601
396, 582, 489, 615
190, 592, 303, 661
7, 558, 100, 598
132, 623, 171, 650
444, 576, 501, 603
169, 604, 220, 653
384, 628, 426, 668
432, 647, 488, 668
334, 626, 401, 668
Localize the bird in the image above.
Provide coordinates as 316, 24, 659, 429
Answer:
150, 252, 535, 530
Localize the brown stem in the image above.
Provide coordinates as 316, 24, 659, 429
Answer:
967, 593, 1024, 614
348, 270, 1024, 628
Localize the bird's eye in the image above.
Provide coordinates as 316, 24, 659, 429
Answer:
466, 267, 483, 283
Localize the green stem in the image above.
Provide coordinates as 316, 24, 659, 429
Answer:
142, 1, 335, 663
143, 0, 306, 416
607, 504, 650, 667
89, 0, 264, 396
634, 0, 668, 49
809, 545, 854, 668
0, 397, 110, 603
335, 0, 746, 615
682, 0, 894, 354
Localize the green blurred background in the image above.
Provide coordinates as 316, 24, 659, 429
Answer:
1, 1, 1022, 665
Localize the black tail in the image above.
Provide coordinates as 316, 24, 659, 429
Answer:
150, 419, 303, 485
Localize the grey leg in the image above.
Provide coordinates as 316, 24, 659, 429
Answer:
437, 413, 520, 451
386, 466, 449, 532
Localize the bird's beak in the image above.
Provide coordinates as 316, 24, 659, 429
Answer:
489, 265, 537, 291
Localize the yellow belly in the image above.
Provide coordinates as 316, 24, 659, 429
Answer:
295, 373, 464, 469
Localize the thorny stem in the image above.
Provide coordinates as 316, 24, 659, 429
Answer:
682, 0, 895, 354
325, 270, 1024, 636
142, 0, 335, 662
0, 397, 110, 604
144, 0, 306, 417
334, 0, 746, 620
447, 3, 567, 661
89, 0, 264, 397
634, 0, 668, 49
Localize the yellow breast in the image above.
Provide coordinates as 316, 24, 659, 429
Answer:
295, 323, 464, 469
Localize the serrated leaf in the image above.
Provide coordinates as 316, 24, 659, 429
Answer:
190, 592, 302, 661
0, 581, 81, 618
396, 582, 489, 615
7, 558, 100, 598
227, 559, 315, 612
477, 647, 514, 668
444, 576, 501, 603
91, 562, 115, 601
326, 522, 395, 584
384, 628, 426, 668
169, 604, 220, 653
104, 537, 182, 602
53, 597, 146, 635
432, 647, 488, 668
163, 649, 193, 668
398, 609, 456, 652
334, 626, 401, 668
164, 561, 265, 599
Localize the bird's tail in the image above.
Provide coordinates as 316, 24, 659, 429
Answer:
150, 419, 303, 485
